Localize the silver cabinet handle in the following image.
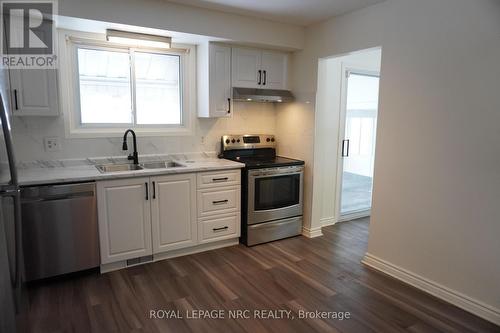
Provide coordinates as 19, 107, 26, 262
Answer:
0, 188, 20, 197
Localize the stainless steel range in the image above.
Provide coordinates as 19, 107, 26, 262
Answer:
221, 134, 304, 246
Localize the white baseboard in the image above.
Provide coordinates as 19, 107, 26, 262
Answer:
338, 209, 370, 222
362, 253, 500, 326
320, 217, 336, 227
302, 226, 323, 238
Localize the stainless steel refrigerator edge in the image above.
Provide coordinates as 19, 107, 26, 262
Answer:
0, 92, 23, 332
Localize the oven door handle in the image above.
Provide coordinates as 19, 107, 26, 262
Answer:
249, 170, 303, 178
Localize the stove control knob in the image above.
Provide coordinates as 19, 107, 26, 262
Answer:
266, 138, 271, 142
271, 138, 275, 142
231, 139, 236, 143
225, 139, 230, 144
237, 139, 240, 143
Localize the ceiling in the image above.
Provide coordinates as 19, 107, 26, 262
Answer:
165, 0, 386, 26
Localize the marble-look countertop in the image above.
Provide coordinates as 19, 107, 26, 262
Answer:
14, 153, 244, 187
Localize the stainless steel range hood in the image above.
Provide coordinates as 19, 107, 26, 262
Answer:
232, 87, 294, 103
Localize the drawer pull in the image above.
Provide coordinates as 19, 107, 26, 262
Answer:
213, 226, 229, 232
212, 177, 229, 182
212, 199, 229, 205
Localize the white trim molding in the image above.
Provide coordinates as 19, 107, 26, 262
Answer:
362, 253, 500, 326
338, 209, 370, 222
320, 217, 336, 227
302, 226, 323, 238
57, 29, 196, 138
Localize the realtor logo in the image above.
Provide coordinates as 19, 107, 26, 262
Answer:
1, 0, 57, 68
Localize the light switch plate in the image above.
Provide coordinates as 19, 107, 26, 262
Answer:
44, 137, 61, 152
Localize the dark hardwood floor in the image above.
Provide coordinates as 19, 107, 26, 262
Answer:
21, 218, 499, 333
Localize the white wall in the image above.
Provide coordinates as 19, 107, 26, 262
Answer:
58, 0, 304, 50
11, 102, 276, 162
277, 0, 500, 323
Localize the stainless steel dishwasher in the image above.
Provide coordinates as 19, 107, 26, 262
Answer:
21, 182, 99, 281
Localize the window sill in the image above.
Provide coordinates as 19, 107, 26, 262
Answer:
65, 126, 193, 138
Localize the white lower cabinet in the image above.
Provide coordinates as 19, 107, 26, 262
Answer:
151, 173, 197, 253
196, 170, 241, 243
97, 177, 152, 264
96, 169, 241, 269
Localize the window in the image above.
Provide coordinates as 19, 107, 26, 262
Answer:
77, 47, 182, 126
60, 32, 194, 137
134, 52, 181, 125
78, 48, 133, 124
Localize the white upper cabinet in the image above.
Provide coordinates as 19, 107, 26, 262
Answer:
231, 48, 262, 89
151, 173, 197, 253
4, 13, 58, 117
198, 42, 232, 118
198, 44, 289, 118
9, 69, 59, 116
260, 51, 288, 90
232, 47, 288, 90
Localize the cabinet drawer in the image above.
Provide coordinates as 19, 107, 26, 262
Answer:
197, 186, 240, 217
197, 169, 240, 188
199, 214, 239, 243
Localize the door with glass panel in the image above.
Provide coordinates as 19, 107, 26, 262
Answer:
337, 70, 380, 220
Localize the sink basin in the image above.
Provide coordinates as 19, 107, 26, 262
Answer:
140, 161, 185, 169
96, 163, 144, 173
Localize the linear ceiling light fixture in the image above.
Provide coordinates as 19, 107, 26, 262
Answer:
106, 29, 171, 49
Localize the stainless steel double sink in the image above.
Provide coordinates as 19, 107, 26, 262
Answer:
96, 161, 185, 173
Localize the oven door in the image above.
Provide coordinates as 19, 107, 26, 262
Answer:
247, 166, 303, 225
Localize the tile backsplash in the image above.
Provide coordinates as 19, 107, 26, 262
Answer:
11, 102, 277, 163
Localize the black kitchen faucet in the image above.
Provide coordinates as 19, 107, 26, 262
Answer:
122, 129, 139, 165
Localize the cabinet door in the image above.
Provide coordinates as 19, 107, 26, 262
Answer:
209, 44, 232, 117
9, 69, 58, 116
97, 178, 152, 264
151, 173, 197, 253
261, 51, 288, 90
231, 48, 262, 89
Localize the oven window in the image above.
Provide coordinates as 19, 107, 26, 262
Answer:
254, 174, 300, 210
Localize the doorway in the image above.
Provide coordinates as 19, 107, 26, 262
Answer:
311, 47, 381, 229
337, 70, 379, 220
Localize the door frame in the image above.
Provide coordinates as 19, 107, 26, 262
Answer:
334, 65, 380, 223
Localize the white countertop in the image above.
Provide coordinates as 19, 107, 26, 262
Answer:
16, 156, 244, 187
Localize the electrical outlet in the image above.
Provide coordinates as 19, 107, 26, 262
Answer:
44, 137, 61, 152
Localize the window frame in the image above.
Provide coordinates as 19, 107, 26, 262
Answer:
59, 29, 195, 138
